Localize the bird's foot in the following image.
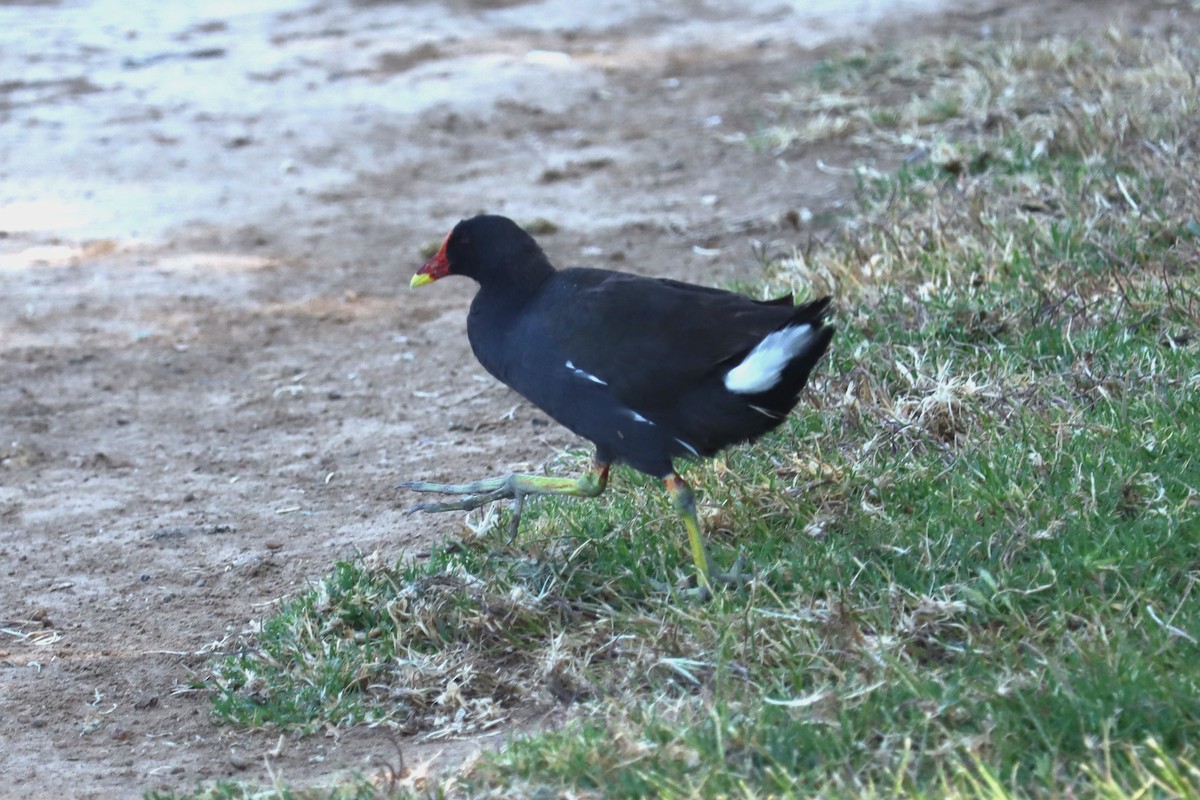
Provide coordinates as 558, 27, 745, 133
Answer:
399, 465, 609, 540
399, 476, 518, 512
398, 476, 526, 538
649, 556, 752, 602
712, 554, 750, 587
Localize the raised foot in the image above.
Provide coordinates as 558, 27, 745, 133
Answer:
398, 477, 518, 512
398, 476, 525, 538
399, 466, 609, 540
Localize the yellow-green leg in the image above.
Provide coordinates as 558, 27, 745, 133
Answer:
400, 461, 609, 538
663, 473, 748, 599
663, 473, 714, 596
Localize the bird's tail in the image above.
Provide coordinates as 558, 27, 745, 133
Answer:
722, 297, 833, 403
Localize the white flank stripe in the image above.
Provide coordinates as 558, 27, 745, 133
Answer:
674, 437, 700, 456
565, 359, 608, 386
723, 324, 814, 394
627, 409, 655, 426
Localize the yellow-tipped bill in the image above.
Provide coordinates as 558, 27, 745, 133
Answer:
411, 231, 451, 288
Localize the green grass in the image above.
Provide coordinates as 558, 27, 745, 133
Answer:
146, 782, 385, 800
172, 25, 1200, 800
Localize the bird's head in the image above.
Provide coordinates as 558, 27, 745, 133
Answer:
411, 215, 552, 290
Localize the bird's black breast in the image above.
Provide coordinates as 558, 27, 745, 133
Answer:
466, 284, 682, 475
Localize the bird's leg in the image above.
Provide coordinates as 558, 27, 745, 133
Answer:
663, 473, 714, 597
663, 473, 750, 599
400, 461, 610, 539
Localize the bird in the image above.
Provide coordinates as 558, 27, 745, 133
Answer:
402, 214, 833, 595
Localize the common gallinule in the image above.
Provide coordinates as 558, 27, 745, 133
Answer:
403, 215, 833, 594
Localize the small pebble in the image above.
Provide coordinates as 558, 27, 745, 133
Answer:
228, 749, 252, 770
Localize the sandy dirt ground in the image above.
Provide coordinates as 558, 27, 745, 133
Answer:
0, 0, 1173, 796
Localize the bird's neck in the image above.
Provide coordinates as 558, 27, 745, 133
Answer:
474, 256, 555, 309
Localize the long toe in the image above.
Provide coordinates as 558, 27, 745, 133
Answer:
397, 477, 514, 495
712, 554, 751, 587
650, 556, 751, 601
406, 486, 514, 515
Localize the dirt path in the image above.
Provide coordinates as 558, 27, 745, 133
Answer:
0, 0, 1158, 795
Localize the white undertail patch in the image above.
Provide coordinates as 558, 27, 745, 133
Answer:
565, 359, 608, 386
723, 324, 814, 395
627, 409, 655, 426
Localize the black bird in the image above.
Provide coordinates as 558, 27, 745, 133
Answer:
403, 215, 833, 594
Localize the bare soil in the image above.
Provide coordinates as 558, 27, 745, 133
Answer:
0, 0, 1170, 795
